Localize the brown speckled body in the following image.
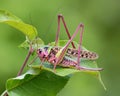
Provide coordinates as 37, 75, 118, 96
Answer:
37, 46, 98, 68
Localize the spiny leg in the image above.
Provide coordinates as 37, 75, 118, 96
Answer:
39, 59, 46, 69
53, 23, 85, 72
76, 24, 103, 71
77, 24, 84, 66
55, 14, 75, 48
76, 65, 103, 71
29, 55, 38, 65
53, 23, 103, 71
29, 53, 45, 69
17, 45, 33, 76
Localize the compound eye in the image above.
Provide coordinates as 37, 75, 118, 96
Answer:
38, 49, 42, 54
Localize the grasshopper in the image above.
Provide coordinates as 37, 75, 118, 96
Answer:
36, 14, 102, 72
18, 14, 102, 76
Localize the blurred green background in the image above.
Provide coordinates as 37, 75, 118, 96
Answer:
0, 0, 120, 96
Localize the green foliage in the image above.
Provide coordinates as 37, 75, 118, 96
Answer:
19, 37, 44, 49
5, 69, 69, 96
0, 9, 105, 96
3, 56, 105, 96
0, 10, 37, 41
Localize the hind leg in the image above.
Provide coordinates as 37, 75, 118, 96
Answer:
55, 14, 76, 48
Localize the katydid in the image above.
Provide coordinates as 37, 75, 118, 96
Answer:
36, 14, 102, 72
18, 14, 102, 76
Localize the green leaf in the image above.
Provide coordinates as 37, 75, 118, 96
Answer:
2, 40, 105, 96
6, 69, 69, 96
0, 9, 38, 41
49, 40, 88, 51
29, 56, 104, 84
49, 40, 79, 48
19, 37, 44, 49
4, 59, 105, 96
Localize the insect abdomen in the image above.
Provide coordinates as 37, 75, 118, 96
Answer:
67, 48, 98, 60
60, 57, 77, 67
